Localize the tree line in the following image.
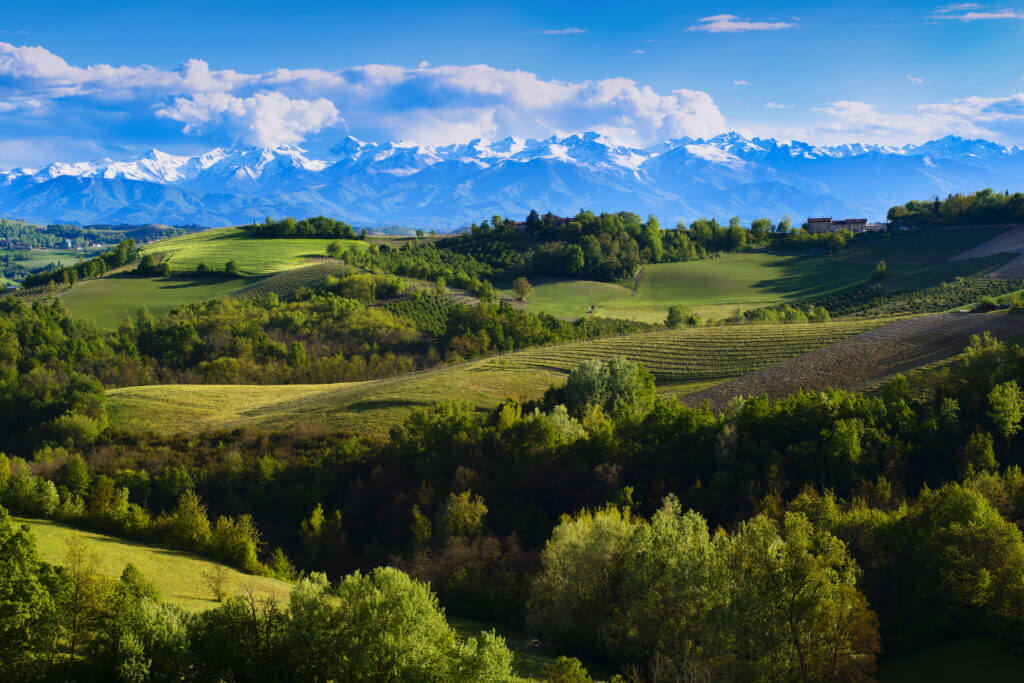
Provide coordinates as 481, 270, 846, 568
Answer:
244, 216, 364, 239
888, 188, 1024, 227
21, 241, 137, 289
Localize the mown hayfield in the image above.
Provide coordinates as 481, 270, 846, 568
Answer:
14, 516, 293, 612
607, 253, 870, 322
510, 253, 871, 323
142, 227, 368, 276
60, 274, 247, 329
107, 320, 881, 436
497, 278, 633, 319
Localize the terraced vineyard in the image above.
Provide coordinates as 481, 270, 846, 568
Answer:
231, 261, 355, 299
498, 320, 884, 380
108, 319, 882, 436
686, 311, 1024, 410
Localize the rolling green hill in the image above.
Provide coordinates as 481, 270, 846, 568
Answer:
506, 226, 1015, 322
15, 516, 293, 612
107, 319, 882, 436
60, 273, 248, 329
142, 226, 369, 276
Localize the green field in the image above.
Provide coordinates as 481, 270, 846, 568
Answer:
499, 278, 633, 318
507, 253, 871, 322
60, 274, 247, 329
508, 227, 1014, 323
143, 227, 368, 276
14, 516, 293, 612
107, 319, 881, 436
2, 247, 98, 271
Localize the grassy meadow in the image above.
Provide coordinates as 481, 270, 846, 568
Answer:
60, 274, 247, 329
505, 226, 1014, 323
142, 227, 368, 276
107, 319, 881, 436
14, 516, 293, 612
4, 247, 98, 271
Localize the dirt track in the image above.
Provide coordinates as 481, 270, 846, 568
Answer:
684, 312, 1024, 411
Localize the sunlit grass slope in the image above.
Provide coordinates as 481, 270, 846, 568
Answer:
142, 227, 368, 276
15, 516, 293, 612
60, 274, 247, 329
107, 319, 881, 436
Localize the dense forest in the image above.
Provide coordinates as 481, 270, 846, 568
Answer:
887, 188, 1024, 227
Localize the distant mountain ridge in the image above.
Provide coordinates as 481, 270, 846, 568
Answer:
2, 132, 1023, 229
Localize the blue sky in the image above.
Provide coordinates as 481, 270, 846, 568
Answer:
1, 0, 1023, 166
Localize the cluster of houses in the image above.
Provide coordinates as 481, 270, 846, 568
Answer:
804, 217, 887, 234
0, 239, 33, 250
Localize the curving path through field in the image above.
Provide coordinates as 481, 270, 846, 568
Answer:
684, 311, 1024, 410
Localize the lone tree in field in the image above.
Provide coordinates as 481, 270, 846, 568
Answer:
666, 304, 686, 328
513, 277, 533, 301
202, 564, 231, 602
666, 304, 699, 329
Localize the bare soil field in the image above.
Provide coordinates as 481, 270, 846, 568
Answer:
684, 311, 1024, 411
988, 254, 1024, 279
951, 224, 1024, 262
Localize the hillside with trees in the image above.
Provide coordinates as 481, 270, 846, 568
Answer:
888, 188, 1024, 227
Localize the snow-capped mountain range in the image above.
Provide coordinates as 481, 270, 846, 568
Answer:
2, 132, 1023, 229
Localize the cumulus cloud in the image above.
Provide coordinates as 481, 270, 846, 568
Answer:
906, 74, 924, 83
765, 102, 794, 109
0, 40, 729, 156
687, 15, 797, 33
155, 91, 340, 147
810, 94, 1024, 144
733, 79, 750, 86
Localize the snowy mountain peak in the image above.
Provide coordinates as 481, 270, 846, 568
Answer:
1, 131, 1022, 228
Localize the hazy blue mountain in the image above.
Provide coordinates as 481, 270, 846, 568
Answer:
2, 133, 1022, 229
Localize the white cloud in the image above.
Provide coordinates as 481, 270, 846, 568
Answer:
765, 102, 794, 109
934, 3, 986, 11
809, 94, 1024, 145
733, 79, 750, 86
539, 28, 585, 35
906, 74, 924, 83
0, 40, 729, 154
932, 4, 1024, 20
687, 15, 797, 33
630, 49, 646, 54
155, 91, 340, 147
